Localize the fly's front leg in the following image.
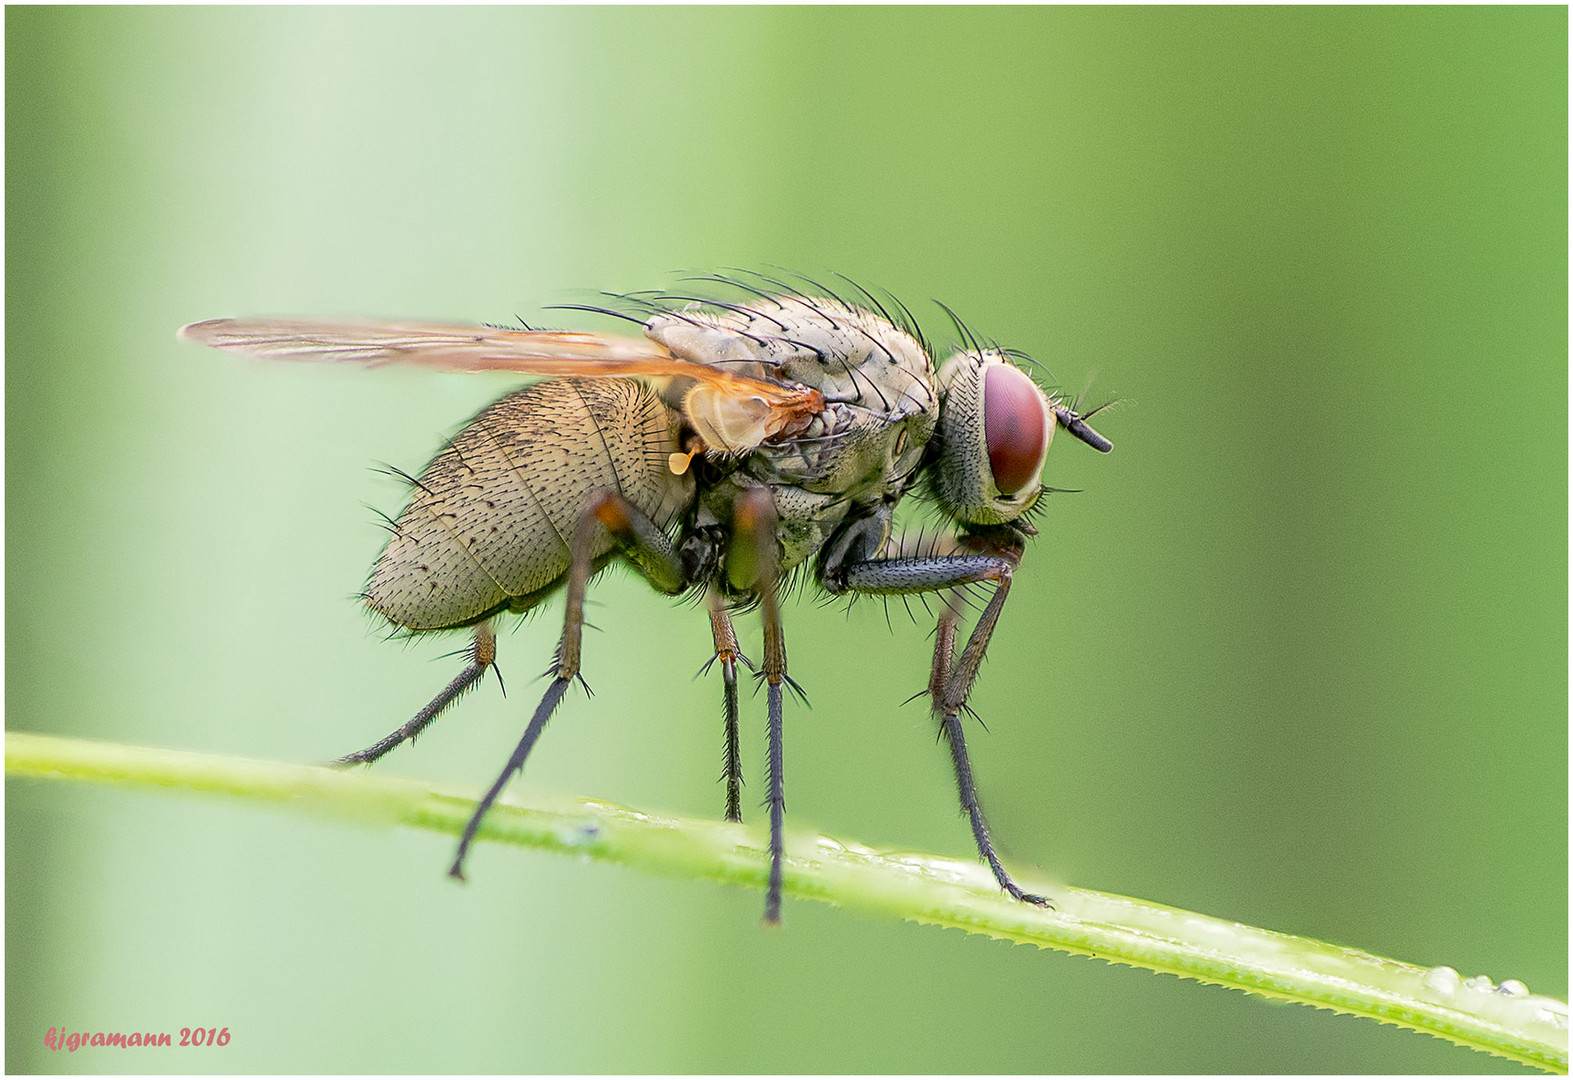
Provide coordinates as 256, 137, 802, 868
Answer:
706, 589, 750, 823
928, 591, 963, 706
934, 573, 1051, 906
333, 620, 497, 767
728, 487, 790, 924
829, 535, 1051, 906
449, 489, 688, 881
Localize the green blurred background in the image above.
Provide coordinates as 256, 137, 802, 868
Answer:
6, 6, 1565, 1073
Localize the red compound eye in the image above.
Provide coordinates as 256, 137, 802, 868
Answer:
984, 364, 1049, 495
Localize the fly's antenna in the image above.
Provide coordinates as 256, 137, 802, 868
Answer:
1051, 403, 1113, 453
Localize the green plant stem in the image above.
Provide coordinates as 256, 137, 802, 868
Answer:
7, 731, 1567, 1072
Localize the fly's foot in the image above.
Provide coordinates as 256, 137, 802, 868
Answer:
1007, 885, 1054, 909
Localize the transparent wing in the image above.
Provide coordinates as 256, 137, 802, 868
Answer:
180, 317, 823, 451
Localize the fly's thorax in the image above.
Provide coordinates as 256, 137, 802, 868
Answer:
646, 295, 938, 423
647, 293, 938, 515
932, 350, 1056, 526
747, 399, 934, 499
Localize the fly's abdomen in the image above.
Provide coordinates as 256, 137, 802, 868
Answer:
366, 378, 693, 631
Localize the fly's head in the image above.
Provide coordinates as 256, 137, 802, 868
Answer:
930, 349, 1112, 529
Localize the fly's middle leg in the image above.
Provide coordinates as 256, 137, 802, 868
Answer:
705, 590, 749, 823
332, 621, 497, 767
448, 489, 688, 881
728, 487, 790, 925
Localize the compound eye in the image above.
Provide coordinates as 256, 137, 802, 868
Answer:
984, 364, 1051, 495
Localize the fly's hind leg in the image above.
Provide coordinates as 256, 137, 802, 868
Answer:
333, 621, 497, 767
826, 529, 1051, 907
448, 489, 689, 881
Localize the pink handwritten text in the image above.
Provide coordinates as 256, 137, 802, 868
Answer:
43, 1026, 231, 1051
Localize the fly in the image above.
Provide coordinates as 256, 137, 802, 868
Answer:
180, 272, 1113, 924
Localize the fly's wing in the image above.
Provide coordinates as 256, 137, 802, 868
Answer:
179, 318, 822, 453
